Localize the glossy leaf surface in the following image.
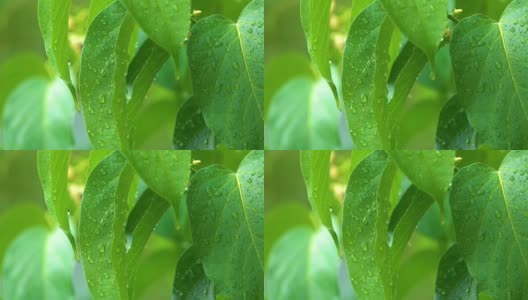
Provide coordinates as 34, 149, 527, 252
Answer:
450, 150, 528, 299
172, 247, 214, 300
187, 150, 264, 299
188, 0, 264, 149
450, 0, 528, 149
435, 245, 478, 300
173, 97, 215, 150
436, 96, 476, 150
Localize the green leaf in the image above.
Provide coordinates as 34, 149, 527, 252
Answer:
449, 150, 528, 299
124, 151, 191, 206
172, 247, 215, 300
435, 245, 478, 300
342, 150, 396, 299
119, 0, 191, 56
2, 77, 75, 149
173, 97, 216, 150
266, 77, 341, 150
450, 0, 528, 149
300, 151, 335, 234
300, 0, 338, 104
188, 0, 264, 149
87, 0, 114, 26
351, 0, 375, 23
79, 151, 134, 299
265, 227, 340, 300
2, 227, 75, 300
436, 96, 477, 150
187, 150, 263, 299
388, 185, 434, 264
125, 38, 169, 122
80, 1, 135, 149
389, 151, 455, 203
37, 150, 76, 252
38, 0, 77, 106
342, 2, 393, 149
88, 150, 113, 175
378, 0, 447, 64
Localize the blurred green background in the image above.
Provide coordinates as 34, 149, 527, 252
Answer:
265, 150, 507, 299
0, 150, 250, 299
264, 0, 512, 150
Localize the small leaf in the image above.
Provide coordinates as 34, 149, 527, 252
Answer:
119, 0, 191, 56
187, 150, 263, 299
342, 150, 396, 299
38, 0, 77, 106
2, 227, 75, 300
188, 0, 264, 149
172, 247, 215, 300
80, 1, 135, 149
389, 151, 455, 203
435, 245, 478, 300
2, 78, 75, 149
37, 150, 76, 252
173, 97, 216, 150
342, 2, 393, 149
436, 96, 477, 150
450, 150, 528, 299
124, 151, 191, 207
450, 0, 528, 149
265, 227, 340, 300
266, 77, 341, 150
79, 151, 134, 299
378, 0, 447, 64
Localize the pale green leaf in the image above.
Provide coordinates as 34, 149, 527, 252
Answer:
188, 0, 264, 149
450, 0, 528, 149
187, 150, 263, 299
87, 0, 114, 26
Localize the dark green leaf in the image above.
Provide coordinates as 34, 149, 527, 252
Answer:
124, 151, 191, 206
188, 0, 264, 149
37, 150, 76, 252
266, 77, 341, 150
449, 150, 528, 299
265, 227, 340, 300
342, 150, 396, 299
436, 96, 477, 150
435, 245, 478, 300
80, 1, 134, 149
2, 78, 75, 149
172, 247, 215, 300
79, 151, 134, 299
342, 2, 393, 149
450, 0, 528, 149
173, 97, 215, 150
119, 0, 191, 56
187, 150, 263, 299
379, 0, 447, 64
2, 227, 75, 300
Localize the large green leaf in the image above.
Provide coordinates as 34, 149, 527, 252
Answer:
124, 151, 191, 206
435, 245, 478, 300
266, 77, 341, 150
87, 0, 114, 26
450, 150, 528, 299
37, 151, 76, 252
187, 150, 263, 299
79, 1, 134, 149
2, 227, 75, 300
342, 1, 393, 149
379, 0, 447, 64
300, 0, 338, 102
436, 96, 477, 150
265, 227, 340, 300
2, 78, 75, 149
79, 151, 134, 299
389, 151, 455, 203
300, 151, 336, 236
172, 247, 215, 300
119, 0, 191, 56
173, 97, 216, 150
450, 0, 528, 149
351, 0, 375, 23
38, 0, 77, 106
188, 0, 264, 149
342, 151, 396, 299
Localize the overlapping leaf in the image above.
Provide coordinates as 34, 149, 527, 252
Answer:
436, 96, 477, 150
173, 97, 215, 150
435, 245, 478, 300
172, 247, 214, 300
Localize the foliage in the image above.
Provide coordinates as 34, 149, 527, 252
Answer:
265, 150, 527, 299
265, 0, 527, 150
